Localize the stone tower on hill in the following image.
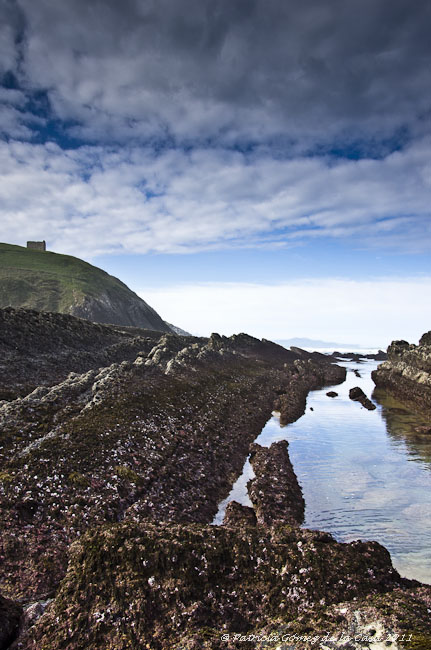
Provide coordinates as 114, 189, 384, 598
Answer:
27, 240, 46, 251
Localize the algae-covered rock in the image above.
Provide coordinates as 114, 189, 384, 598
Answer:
1, 321, 337, 602
372, 332, 431, 415
223, 501, 257, 528
248, 441, 305, 527
253, 588, 431, 650
19, 521, 409, 650
4, 308, 425, 650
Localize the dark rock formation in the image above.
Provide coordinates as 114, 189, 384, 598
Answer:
372, 333, 431, 415
8, 599, 52, 650
248, 441, 305, 527
17, 521, 422, 650
0, 593, 22, 649
0, 314, 340, 604
332, 350, 387, 361
2, 309, 430, 649
326, 391, 338, 397
222, 501, 257, 528
0, 307, 168, 399
274, 359, 346, 425
349, 386, 376, 410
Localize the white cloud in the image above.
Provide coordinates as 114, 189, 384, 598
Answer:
140, 277, 431, 348
0, 137, 430, 257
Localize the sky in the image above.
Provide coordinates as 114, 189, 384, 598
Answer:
1, 0, 431, 346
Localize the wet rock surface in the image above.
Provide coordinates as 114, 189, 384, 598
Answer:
333, 350, 387, 361
349, 386, 376, 410
372, 333, 431, 415
15, 522, 418, 650
1, 308, 430, 649
274, 360, 346, 425
248, 441, 305, 527
222, 501, 257, 528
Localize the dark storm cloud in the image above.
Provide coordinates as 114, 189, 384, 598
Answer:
3, 0, 431, 149
1, 0, 431, 257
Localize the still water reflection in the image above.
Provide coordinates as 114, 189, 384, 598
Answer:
213, 360, 431, 584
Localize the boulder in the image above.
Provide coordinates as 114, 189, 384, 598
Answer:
349, 387, 376, 410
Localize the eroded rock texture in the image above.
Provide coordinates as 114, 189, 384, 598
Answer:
0, 310, 343, 602
372, 332, 431, 415
15, 522, 431, 650
1, 309, 430, 649
248, 441, 305, 527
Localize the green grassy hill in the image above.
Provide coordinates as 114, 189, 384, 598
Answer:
0, 243, 171, 331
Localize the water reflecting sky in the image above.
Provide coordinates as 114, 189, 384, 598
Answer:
214, 359, 431, 584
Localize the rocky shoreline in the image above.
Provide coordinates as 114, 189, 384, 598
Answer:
372, 331, 431, 416
1, 308, 430, 649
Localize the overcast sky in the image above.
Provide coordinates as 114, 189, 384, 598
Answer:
1, 0, 430, 345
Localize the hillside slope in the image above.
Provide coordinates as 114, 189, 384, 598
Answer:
0, 243, 171, 332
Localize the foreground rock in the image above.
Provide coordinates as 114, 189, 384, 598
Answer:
1, 308, 429, 649
372, 332, 431, 416
15, 521, 431, 650
0, 311, 342, 604
349, 386, 376, 410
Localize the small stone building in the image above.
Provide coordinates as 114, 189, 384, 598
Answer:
27, 241, 46, 251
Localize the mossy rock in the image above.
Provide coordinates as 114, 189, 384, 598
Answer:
23, 521, 418, 650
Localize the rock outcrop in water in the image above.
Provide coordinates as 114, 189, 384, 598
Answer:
349, 386, 376, 410
248, 441, 305, 526
372, 332, 431, 415
274, 359, 346, 425
1, 308, 430, 649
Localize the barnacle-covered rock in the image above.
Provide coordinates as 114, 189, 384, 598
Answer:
18, 522, 430, 650
248, 441, 305, 527
372, 333, 431, 415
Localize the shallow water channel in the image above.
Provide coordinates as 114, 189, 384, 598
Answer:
213, 359, 431, 584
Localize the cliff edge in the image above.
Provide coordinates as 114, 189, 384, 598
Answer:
0, 243, 171, 332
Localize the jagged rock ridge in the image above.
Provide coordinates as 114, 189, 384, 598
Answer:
1, 309, 430, 649
372, 331, 431, 415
